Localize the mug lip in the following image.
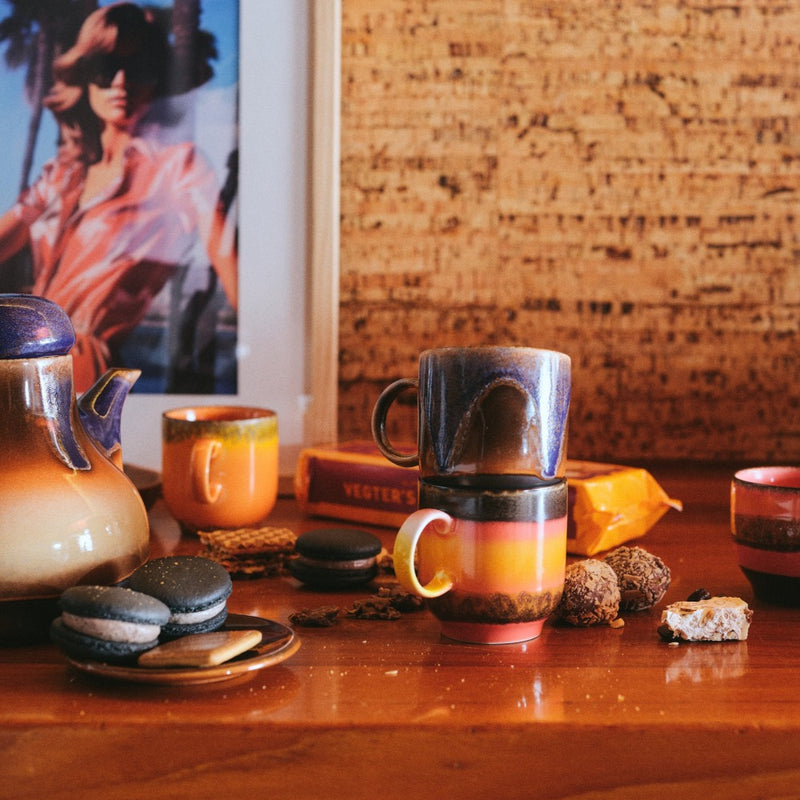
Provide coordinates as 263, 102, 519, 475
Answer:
420, 345, 570, 362
163, 405, 276, 424
734, 466, 800, 491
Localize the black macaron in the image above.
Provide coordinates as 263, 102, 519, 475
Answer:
125, 556, 233, 639
289, 527, 382, 589
50, 585, 170, 663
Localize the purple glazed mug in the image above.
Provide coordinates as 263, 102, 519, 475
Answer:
371, 346, 571, 485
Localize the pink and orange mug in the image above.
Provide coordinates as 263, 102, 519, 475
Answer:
732, 466, 800, 606
393, 480, 567, 644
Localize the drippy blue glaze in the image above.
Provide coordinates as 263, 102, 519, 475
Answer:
421, 347, 571, 481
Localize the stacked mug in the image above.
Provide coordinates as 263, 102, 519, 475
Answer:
372, 346, 571, 644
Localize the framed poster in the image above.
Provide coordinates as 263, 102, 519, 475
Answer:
0, 0, 339, 474
123, 0, 340, 474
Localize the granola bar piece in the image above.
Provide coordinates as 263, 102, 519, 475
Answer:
659, 597, 752, 642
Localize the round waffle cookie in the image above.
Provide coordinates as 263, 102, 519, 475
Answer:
198, 525, 297, 578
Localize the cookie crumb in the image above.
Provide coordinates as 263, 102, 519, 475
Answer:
376, 550, 395, 574
345, 597, 402, 620
376, 583, 426, 612
289, 606, 341, 627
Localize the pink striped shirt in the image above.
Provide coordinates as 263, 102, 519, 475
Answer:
15, 137, 220, 390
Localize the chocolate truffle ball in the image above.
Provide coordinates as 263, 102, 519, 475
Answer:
557, 559, 621, 626
603, 545, 671, 611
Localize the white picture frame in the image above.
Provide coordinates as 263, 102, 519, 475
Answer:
121, 0, 340, 476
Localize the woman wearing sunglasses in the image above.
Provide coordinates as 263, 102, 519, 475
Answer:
0, 2, 238, 392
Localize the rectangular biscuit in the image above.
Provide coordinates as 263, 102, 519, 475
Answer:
197, 526, 297, 556
138, 629, 263, 668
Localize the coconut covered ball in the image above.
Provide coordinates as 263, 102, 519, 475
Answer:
603, 545, 671, 611
557, 559, 621, 626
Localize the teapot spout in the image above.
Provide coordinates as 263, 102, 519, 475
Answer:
77, 368, 140, 469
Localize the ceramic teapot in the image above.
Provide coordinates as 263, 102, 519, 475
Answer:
0, 294, 149, 603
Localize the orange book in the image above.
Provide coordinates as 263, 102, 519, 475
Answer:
294, 441, 418, 529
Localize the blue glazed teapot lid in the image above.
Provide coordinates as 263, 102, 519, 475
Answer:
0, 294, 75, 358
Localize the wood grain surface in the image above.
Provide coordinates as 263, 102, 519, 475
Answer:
3, 463, 800, 798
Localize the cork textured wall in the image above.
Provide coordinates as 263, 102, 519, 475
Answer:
338, 1, 800, 462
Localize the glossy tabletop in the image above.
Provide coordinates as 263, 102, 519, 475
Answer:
2, 462, 800, 799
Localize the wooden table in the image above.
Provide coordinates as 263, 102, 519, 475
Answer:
2, 462, 800, 799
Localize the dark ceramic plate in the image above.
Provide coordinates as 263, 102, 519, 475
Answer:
64, 614, 299, 685
123, 464, 161, 510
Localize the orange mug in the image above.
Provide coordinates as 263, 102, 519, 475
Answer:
162, 406, 278, 531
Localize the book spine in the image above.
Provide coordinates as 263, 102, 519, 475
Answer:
296, 452, 418, 528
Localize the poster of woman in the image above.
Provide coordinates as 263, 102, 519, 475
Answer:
0, 0, 239, 394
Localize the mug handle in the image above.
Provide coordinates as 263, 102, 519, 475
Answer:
371, 377, 419, 467
190, 438, 223, 504
393, 508, 454, 598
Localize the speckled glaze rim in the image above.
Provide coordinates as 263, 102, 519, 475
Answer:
419, 345, 570, 360
733, 466, 800, 492
418, 478, 567, 522
162, 406, 277, 443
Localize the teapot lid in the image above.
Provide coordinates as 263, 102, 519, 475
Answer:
0, 294, 75, 358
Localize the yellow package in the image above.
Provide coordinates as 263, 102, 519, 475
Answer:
566, 461, 682, 556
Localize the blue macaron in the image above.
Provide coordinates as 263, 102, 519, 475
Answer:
50, 585, 171, 663
125, 556, 233, 639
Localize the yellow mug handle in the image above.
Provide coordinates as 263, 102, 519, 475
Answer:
393, 508, 455, 598
190, 438, 222, 504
